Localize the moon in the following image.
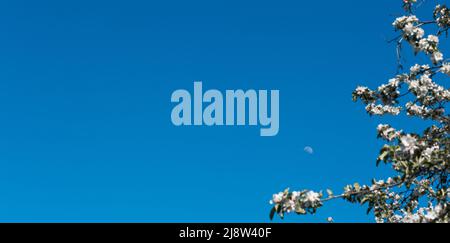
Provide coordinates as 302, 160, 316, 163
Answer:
304, 146, 314, 155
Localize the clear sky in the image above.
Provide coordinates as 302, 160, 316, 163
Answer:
0, 0, 446, 222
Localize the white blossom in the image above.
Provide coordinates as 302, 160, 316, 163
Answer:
270, 192, 284, 204
421, 145, 439, 160
441, 63, 450, 75
410, 64, 421, 75
377, 124, 401, 141
305, 191, 320, 203
427, 35, 439, 44
390, 204, 446, 223
366, 104, 401, 115
400, 134, 418, 155
431, 51, 444, 64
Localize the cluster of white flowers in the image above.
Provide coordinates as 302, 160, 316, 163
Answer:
354, 86, 370, 95
269, 190, 323, 218
405, 72, 450, 108
400, 134, 419, 155
388, 204, 447, 223
393, 15, 444, 64
305, 191, 321, 205
270, 192, 284, 205
377, 124, 401, 141
441, 63, 450, 76
434, 5, 450, 29
378, 78, 402, 104
365, 104, 401, 115
421, 145, 439, 160
392, 15, 419, 30
409, 64, 427, 75
353, 86, 377, 103
405, 102, 430, 117
269, 191, 297, 214
419, 35, 443, 63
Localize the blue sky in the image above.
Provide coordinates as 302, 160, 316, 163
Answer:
0, 0, 446, 222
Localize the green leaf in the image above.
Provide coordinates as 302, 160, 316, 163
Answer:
366, 206, 373, 215
377, 151, 389, 166
269, 207, 276, 220
360, 197, 369, 205
295, 207, 306, 215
